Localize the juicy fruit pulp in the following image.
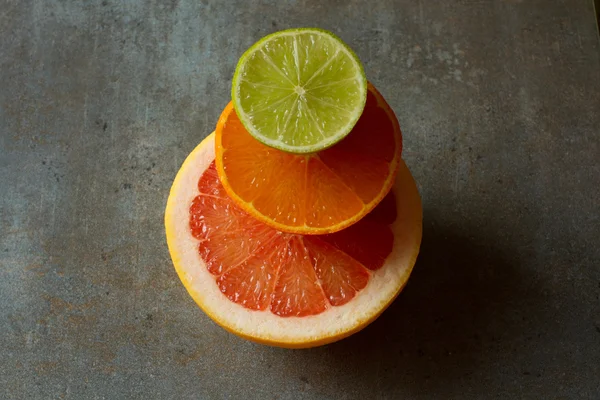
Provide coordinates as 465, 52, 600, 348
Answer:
217, 83, 402, 235
232, 28, 367, 153
189, 162, 396, 317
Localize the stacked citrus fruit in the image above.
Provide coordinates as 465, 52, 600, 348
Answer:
165, 28, 422, 348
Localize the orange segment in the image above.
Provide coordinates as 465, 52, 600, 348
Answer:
331, 89, 400, 163
305, 156, 364, 228
317, 148, 391, 204
251, 157, 306, 227
219, 112, 307, 227
215, 82, 402, 235
315, 89, 401, 203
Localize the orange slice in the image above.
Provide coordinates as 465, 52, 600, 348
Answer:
165, 133, 422, 348
215, 83, 402, 235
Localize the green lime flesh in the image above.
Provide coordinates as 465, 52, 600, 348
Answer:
232, 28, 367, 154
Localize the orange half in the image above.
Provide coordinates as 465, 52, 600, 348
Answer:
215, 83, 402, 235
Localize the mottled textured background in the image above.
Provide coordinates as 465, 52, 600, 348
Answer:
1, 0, 599, 399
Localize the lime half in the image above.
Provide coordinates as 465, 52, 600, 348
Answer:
232, 28, 367, 154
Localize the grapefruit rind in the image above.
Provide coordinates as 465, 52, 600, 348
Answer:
165, 133, 422, 348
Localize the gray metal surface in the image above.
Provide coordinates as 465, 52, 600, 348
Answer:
1, 1, 599, 399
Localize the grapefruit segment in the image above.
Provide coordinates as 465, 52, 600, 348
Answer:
217, 237, 285, 311
320, 217, 394, 271
304, 237, 370, 306
366, 191, 398, 225
216, 83, 402, 235
270, 237, 329, 317
197, 162, 228, 198
191, 163, 281, 275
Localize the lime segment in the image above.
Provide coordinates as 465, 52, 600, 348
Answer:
232, 28, 367, 153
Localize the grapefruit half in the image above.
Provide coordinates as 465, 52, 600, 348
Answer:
165, 133, 422, 348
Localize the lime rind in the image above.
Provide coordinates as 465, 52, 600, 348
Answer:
232, 28, 367, 154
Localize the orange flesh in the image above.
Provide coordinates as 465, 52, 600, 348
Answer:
189, 162, 396, 317
216, 84, 402, 234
